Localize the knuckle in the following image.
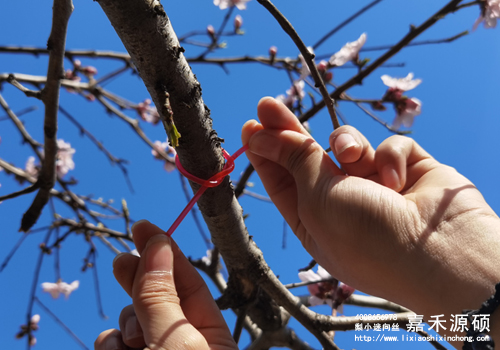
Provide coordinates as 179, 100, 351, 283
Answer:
285, 137, 322, 176
135, 276, 180, 308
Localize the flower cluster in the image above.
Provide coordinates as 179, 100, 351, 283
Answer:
298, 265, 355, 309
64, 60, 98, 100
213, 0, 250, 10
41, 280, 79, 299
152, 139, 177, 172
16, 314, 40, 346
380, 73, 422, 128
274, 33, 366, 111
474, 0, 500, 29
136, 99, 160, 125
24, 139, 75, 179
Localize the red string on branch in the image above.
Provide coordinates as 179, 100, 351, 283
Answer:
165, 144, 249, 237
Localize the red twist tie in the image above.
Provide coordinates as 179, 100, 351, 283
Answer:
165, 144, 249, 236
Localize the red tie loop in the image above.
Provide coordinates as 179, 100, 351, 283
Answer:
166, 144, 249, 236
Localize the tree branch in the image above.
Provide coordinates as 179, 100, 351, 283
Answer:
96, 1, 338, 348
257, 0, 340, 129
21, 0, 74, 232
299, 0, 464, 123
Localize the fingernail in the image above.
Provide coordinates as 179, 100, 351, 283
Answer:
131, 219, 149, 233
382, 164, 401, 191
145, 234, 172, 273
124, 315, 142, 342
112, 252, 128, 268
104, 334, 122, 350
334, 133, 358, 155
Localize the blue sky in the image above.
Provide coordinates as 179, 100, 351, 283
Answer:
1, 0, 499, 349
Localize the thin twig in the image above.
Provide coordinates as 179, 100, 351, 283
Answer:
0, 105, 38, 121
313, 0, 384, 50
6, 74, 42, 99
58, 105, 134, 192
0, 233, 28, 272
96, 95, 175, 165
26, 229, 53, 349
299, 0, 465, 124
361, 30, 469, 52
234, 163, 254, 198
257, 0, 340, 130
34, 297, 90, 350
88, 241, 108, 319
0, 93, 43, 154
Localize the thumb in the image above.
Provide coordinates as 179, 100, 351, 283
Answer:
246, 97, 343, 188
132, 234, 207, 350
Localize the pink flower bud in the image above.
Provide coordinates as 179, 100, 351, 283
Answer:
234, 15, 243, 31
82, 66, 98, 77
85, 94, 96, 102
269, 46, 278, 57
317, 60, 328, 72
73, 59, 81, 68
370, 101, 386, 111
207, 25, 215, 38
323, 71, 333, 83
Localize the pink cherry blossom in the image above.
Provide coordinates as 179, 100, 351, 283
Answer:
329, 33, 367, 67
298, 266, 355, 309
81, 65, 97, 77
41, 280, 79, 299
381, 73, 422, 92
56, 139, 75, 178
136, 99, 160, 124
393, 97, 421, 129
276, 80, 305, 109
298, 46, 315, 80
214, 0, 251, 10
474, 0, 500, 29
64, 69, 80, 82
25, 156, 39, 177
298, 265, 337, 307
269, 46, 278, 57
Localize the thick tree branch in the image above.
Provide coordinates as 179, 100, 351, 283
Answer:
21, 0, 74, 232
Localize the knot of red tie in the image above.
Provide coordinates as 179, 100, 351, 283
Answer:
166, 144, 249, 236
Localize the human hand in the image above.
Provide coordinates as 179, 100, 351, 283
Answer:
242, 97, 500, 329
94, 220, 237, 350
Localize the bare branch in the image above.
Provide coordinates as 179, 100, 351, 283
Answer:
21, 0, 74, 232
257, 0, 340, 129
6, 74, 42, 99
313, 0, 384, 50
34, 297, 89, 349
0, 93, 43, 154
299, 0, 465, 123
360, 30, 469, 52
